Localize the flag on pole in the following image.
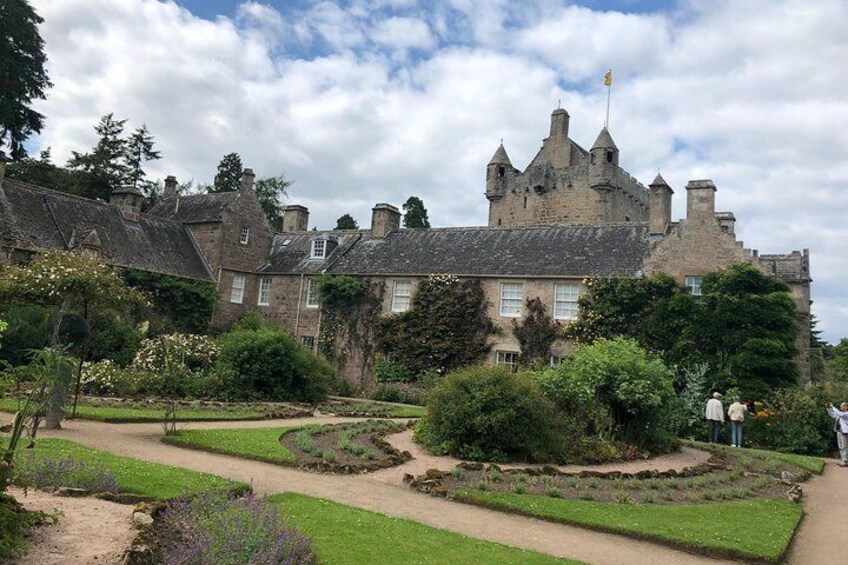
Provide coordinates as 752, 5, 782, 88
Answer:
604, 69, 612, 86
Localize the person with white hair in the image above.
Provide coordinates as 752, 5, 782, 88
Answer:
826, 402, 848, 467
705, 392, 724, 444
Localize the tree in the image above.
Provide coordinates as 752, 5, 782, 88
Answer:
254, 174, 290, 226
402, 196, 430, 228
335, 214, 358, 230
513, 297, 561, 368
5, 148, 82, 193
210, 152, 243, 193
124, 124, 161, 194
67, 113, 130, 200
0, 0, 52, 160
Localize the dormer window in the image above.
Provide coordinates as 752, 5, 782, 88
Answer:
240, 226, 250, 245
311, 239, 326, 259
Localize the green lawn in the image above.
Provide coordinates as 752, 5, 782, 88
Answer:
688, 441, 826, 474
269, 493, 581, 565
457, 491, 803, 562
17, 438, 244, 499
0, 398, 267, 423
164, 426, 299, 465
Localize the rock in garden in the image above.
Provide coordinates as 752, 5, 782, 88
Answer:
55, 487, 90, 497
132, 512, 154, 527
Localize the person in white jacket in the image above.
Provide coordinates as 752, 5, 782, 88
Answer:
705, 392, 724, 444
826, 402, 848, 467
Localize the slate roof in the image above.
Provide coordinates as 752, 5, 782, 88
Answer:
488, 144, 512, 165
260, 230, 366, 275
263, 224, 651, 278
0, 179, 214, 281
147, 192, 240, 223
591, 127, 618, 151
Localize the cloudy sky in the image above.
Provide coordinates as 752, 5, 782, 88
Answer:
26, 0, 848, 342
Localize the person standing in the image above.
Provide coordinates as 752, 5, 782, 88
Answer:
826, 402, 848, 467
728, 397, 748, 447
705, 392, 724, 444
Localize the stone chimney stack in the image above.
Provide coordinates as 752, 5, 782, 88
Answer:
239, 168, 255, 193
549, 108, 569, 138
648, 173, 673, 235
685, 179, 717, 222
163, 175, 178, 199
542, 108, 572, 168
110, 185, 144, 222
282, 205, 309, 232
371, 203, 401, 238
0, 150, 6, 187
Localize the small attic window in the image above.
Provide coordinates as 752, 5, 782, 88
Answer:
239, 226, 250, 245
497, 165, 505, 178
311, 239, 326, 259
282, 239, 292, 246
605, 150, 614, 163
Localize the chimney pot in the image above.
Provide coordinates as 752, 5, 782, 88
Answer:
163, 175, 178, 198
239, 168, 256, 193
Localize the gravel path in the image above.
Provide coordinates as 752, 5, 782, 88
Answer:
37, 418, 732, 565
785, 461, 848, 565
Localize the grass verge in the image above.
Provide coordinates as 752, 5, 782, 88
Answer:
687, 441, 825, 474
457, 491, 802, 563
0, 398, 267, 423
164, 426, 299, 465
16, 438, 244, 499
269, 492, 581, 565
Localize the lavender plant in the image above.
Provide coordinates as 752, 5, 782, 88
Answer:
160, 492, 316, 565
13, 452, 120, 493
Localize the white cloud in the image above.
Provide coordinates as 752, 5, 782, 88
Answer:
27, 0, 848, 341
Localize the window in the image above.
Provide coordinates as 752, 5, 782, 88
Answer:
497, 165, 505, 178
391, 281, 411, 312
554, 283, 580, 321
305, 278, 319, 308
549, 356, 565, 367
685, 276, 703, 296
257, 277, 271, 306
496, 351, 520, 373
230, 273, 245, 304
239, 226, 250, 245
499, 282, 523, 317
311, 239, 326, 259
300, 336, 315, 350
606, 150, 614, 163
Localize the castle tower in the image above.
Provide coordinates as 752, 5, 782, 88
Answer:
485, 143, 512, 202
589, 127, 619, 193
649, 173, 673, 235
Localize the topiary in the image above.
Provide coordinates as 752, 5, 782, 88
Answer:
416, 366, 563, 462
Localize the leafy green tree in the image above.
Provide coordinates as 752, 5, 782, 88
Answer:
5, 148, 82, 194
254, 174, 290, 226
124, 124, 161, 193
512, 297, 561, 368
335, 214, 358, 230
0, 0, 52, 160
121, 269, 217, 334
824, 338, 848, 381
402, 196, 430, 228
67, 113, 130, 200
210, 152, 243, 193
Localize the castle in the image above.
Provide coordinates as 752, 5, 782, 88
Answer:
0, 108, 812, 381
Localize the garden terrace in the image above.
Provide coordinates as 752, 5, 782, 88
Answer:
407, 445, 820, 562
165, 420, 413, 473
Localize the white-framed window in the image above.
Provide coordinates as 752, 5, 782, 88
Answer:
499, 282, 523, 317
305, 278, 319, 308
554, 283, 580, 321
300, 335, 315, 350
391, 280, 412, 313
311, 239, 326, 259
550, 355, 565, 367
685, 276, 703, 296
230, 273, 245, 304
496, 351, 520, 373
257, 277, 271, 306
239, 226, 250, 245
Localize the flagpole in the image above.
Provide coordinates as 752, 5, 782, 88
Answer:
605, 70, 612, 129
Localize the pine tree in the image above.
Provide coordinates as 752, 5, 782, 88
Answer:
335, 214, 358, 229
402, 196, 430, 228
210, 153, 243, 193
0, 0, 53, 160
67, 113, 130, 200
124, 124, 161, 194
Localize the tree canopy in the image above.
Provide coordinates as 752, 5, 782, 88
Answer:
210, 152, 243, 193
402, 196, 430, 228
335, 214, 359, 230
0, 0, 52, 160
207, 152, 291, 226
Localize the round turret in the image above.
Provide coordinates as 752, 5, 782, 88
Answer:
486, 142, 513, 201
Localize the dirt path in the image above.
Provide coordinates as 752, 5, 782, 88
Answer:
785, 461, 848, 565
8, 487, 135, 565
37, 418, 732, 565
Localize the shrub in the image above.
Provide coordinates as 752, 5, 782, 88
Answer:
373, 360, 411, 383
13, 452, 120, 493
80, 359, 137, 396
0, 493, 45, 559
218, 327, 332, 403
132, 333, 219, 374
160, 492, 317, 565
84, 311, 143, 367
417, 366, 562, 462
0, 304, 52, 367
371, 382, 426, 405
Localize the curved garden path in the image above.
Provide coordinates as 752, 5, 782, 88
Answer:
35, 417, 730, 565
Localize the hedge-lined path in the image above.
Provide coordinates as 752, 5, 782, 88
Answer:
785, 461, 848, 565
37, 418, 733, 565
371, 429, 711, 486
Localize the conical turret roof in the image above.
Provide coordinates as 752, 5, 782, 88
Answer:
488, 143, 512, 166
649, 172, 673, 192
591, 127, 618, 151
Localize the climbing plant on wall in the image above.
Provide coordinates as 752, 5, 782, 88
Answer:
512, 297, 562, 368
376, 275, 498, 377
316, 275, 385, 384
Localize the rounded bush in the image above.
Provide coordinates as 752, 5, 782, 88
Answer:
218, 327, 332, 403
418, 366, 561, 462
